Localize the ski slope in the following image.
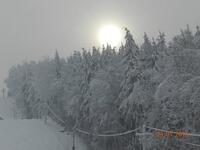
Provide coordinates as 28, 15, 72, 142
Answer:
0, 119, 88, 150
0, 97, 88, 150
0, 97, 15, 119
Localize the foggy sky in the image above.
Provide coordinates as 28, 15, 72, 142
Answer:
1, 0, 200, 91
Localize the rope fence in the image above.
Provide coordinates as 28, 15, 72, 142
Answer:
46, 104, 200, 147
183, 141, 200, 147
47, 105, 65, 125
77, 128, 140, 137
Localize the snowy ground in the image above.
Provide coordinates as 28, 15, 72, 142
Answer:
0, 97, 88, 150
0, 97, 15, 119
0, 119, 88, 150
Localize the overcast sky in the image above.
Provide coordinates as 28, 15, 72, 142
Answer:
1, 0, 200, 90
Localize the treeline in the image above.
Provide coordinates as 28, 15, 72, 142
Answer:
6, 26, 200, 150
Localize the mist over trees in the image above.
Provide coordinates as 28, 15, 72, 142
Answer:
5, 26, 200, 150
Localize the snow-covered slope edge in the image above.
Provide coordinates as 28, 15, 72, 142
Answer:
0, 119, 88, 150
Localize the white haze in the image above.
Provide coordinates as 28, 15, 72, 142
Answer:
1, 0, 200, 91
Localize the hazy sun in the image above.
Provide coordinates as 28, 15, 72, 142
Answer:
98, 24, 122, 47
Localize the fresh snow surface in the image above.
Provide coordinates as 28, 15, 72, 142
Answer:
0, 119, 88, 150
0, 97, 88, 150
0, 97, 15, 119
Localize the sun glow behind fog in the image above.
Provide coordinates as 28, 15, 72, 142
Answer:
98, 24, 122, 47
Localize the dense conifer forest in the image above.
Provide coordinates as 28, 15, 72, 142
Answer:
6, 26, 200, 150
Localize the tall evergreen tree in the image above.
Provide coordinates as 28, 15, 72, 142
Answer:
118, 28, 140, 105
140, 33, 156, 69
54, 50, 62, 79
194, 26, 200, 49
156, 32, 167, 55
118, 28, 142, 150
21, 66, 35, 119
50, 50, 65, 122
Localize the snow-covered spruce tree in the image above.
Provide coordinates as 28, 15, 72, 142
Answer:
49, 51, 66, 124
78, 49, 93, 129
140, 33, 155, 69
117, 28, 143, 150
194, 25, 200, 49
77, 48, 103, 150
78, 47, 111, 129
32, 58, 58, 122
62, 51, 83, 130
5, 65, 26, 116
21, 64, 36, 119
118, 43, 125, 57
91, 46, 101, 71
55, 50, 62, 78
119, 32, 160, 150
170, 25, 195, 51
5, 62, 39, 119
154, 32, 200, 149
156, 32, 168, 55
155, 32, 174, 83
100, 44, 116, 68
118, 28, 140, 106
182, 25, 195, 49
85, 46, 123, 150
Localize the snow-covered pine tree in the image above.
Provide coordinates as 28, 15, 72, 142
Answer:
80, 47, 102, 127
78, 49, 93, 128
20, 62, 38, 119
151, 38, 160, 70
49, 50, 66, 123
32, 58, 56, 122
91, 46, 101, 71
118, 43, 125, 58
54, 50, 62, 79
140, 33, 155, 69
118, 28, 140, 106
170, 25, 195, 51
183, 25, 195, 49
194, 25, 200, 49
100, 44, 116, 68
156, 32, 167, 55
155, 32, 172, 76
118, 28, 142, 150
62, 51, 83, 130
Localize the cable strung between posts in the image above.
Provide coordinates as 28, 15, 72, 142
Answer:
46, 104, 200, 147
76, 128, 140, 137
47, 104, 141, 137
182, 141, 200, 147
47, 105, 65, 124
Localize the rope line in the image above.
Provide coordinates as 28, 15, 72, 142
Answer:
47, 105, 65, 124
183, 141, 200, 147
46, 104, 200, 148
47, 104, 141, 137
76, 128, 140, 137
